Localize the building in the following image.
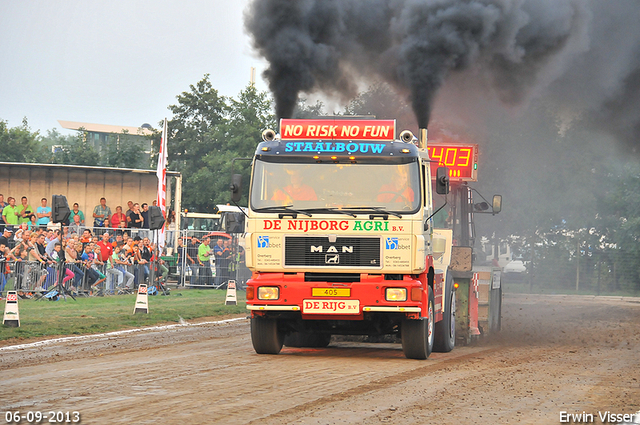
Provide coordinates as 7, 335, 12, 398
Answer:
57, 120, 154, 163
0, 161, 182, 245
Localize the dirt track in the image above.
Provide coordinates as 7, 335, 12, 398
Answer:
1, 294, 639, 424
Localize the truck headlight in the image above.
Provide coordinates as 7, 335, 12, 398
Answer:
257, 286, 279, 300
385, 288, 407, 302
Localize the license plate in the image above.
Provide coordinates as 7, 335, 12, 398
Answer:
303, 299, 360, 314
312, 288, 351, 297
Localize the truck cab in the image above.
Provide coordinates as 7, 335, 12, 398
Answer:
235, 119, 455, 359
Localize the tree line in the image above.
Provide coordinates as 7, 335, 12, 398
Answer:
0, 76, 413, 212
2, 74, 640, 293
0, 119, 147, 169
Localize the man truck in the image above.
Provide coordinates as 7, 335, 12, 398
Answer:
232, 118, 500, 359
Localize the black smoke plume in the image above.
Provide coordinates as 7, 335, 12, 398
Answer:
245, 0, 640, 150
245, 0, 588, 126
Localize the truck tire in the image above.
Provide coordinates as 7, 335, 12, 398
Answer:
401, 285, 434, 360
284, 332, 332, 348
251, 317, 284, 354
434, 272, 456, 352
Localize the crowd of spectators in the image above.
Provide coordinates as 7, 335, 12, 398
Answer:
0, 195, 176, 243
0, 195, 248, 296
0, 195, 177, 296
0, 225, 170, 295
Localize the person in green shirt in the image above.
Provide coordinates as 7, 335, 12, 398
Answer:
17, 196, 34, 225
2, 197, 20, 226
197, 236, 212, 285
433, 204, 451, 229
71, 203, 85, 224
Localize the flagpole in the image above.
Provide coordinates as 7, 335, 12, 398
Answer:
156, 118, 168, 252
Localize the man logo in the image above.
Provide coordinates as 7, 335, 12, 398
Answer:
311, 245, 353, 253
325, 254, 339, 264
257, 236, 270, 248
386, 237, 399, 250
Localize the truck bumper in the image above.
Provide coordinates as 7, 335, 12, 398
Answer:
246, 272, 425, 320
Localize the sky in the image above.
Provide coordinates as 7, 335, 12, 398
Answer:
0, 0, 268, 134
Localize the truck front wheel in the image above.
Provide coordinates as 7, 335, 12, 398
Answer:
251, 317, 284, 354
401, 285, 435, 360
434, 273, 456, 352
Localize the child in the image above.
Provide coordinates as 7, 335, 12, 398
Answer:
80, 245, 101, 287
14, 222, 28, 244
51, 243, 75, 288
28, 214, 38, 231
111, 246, 135, 290
88, 245, 107, 289
4, 247, 17, 289
0, 243, 6, 294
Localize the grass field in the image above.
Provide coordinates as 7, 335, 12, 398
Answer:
0, 289, 246, 342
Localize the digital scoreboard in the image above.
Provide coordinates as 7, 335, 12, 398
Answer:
427, 143, 478, 182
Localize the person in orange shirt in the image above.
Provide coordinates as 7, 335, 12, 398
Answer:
377, 167, 415, 205
80, 229, 93, 246
272, 169, 317, 202
111, 233, 125, 249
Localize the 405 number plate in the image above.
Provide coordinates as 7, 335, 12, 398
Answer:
311, 288, 351, 297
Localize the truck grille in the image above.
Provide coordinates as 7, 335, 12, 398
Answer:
284, 236, 380, 268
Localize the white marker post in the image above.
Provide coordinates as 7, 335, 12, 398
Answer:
225, 280, 237, 306
3, 291, 20, 327
133, 284, 149, 314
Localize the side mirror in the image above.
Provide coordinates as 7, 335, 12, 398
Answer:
230, 174, 243, 203
492, 195, 502, 214
435, 167, 449, 195
474, 202, 489, 212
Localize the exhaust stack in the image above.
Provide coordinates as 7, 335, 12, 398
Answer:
418, 128, 427, 150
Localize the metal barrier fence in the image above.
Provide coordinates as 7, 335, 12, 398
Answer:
71, 226, 159, 242
0, 260, 153, 297
0, 227, 251, 297
175, 230, 250, 289
0, 226, 166, 251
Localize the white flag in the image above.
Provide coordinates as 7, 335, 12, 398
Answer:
156, 118, 168, 250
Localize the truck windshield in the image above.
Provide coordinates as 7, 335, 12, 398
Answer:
251, 160, 421, 213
